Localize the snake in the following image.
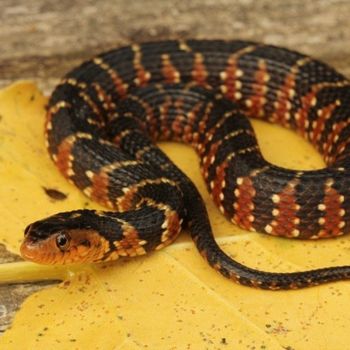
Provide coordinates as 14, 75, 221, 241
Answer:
20, 39, 350, 290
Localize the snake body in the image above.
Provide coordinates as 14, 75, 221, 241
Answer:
21, 40, 350, 289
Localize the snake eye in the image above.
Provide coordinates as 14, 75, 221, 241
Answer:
56, 232, 70, 251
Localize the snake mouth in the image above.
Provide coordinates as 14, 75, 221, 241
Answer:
20, 223, 50, 262
20, 230, 57, 263
20, 238, 43, 263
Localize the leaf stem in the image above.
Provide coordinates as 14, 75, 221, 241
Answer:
0, 261, 68, 284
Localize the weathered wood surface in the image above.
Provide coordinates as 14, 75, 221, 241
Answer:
1, 0, 350, 335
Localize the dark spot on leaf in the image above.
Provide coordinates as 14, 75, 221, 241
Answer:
221, 337, 227, 345
43, 187, 67, 201
62, 280, 71, 288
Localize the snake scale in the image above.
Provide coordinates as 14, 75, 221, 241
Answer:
20, 40, 350, 290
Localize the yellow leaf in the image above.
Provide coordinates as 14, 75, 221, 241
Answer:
1, 82, 350, 349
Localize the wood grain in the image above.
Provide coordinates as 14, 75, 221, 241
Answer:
1, 0, 350, 335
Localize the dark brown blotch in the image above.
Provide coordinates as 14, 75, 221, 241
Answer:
43, 187, 68, 201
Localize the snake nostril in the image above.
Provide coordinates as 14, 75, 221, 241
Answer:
24, 224, 32, 236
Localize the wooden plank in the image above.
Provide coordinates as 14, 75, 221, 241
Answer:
0, 245, 57, 334
1, 0, 350, 93
1, 0, 350, 335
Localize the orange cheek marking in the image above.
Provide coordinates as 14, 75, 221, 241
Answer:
114, 224, 147, 257
69, 229, 110, 262
20, 235, 63, 264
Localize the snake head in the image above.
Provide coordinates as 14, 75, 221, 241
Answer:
20, 210, 110, 264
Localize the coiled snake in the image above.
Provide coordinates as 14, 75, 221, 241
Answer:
20, 40, 350, 290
